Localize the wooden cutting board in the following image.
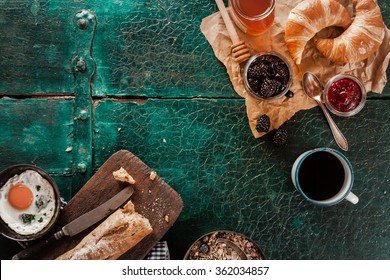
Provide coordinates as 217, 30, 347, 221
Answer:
34, 150, 183, 259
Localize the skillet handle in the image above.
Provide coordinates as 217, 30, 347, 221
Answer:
12, 230, 64, 260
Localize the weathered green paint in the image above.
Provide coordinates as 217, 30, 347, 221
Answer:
0, 0, 390, 260
1, 1, 389, 96
0, 1, 75, 94
94, 98, 390, 259
70, 10, 96, 185
0, 0, 235, 97
0, 98, 74, 173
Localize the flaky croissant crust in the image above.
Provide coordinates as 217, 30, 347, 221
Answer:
314, 0, 385, 63
285, 0, 352, 65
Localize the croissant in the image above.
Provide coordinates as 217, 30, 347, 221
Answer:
314, 0, 385, 63
285, 0, 352, 65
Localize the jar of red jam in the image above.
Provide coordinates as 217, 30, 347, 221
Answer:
324, 74, 366, 117
229, 0, 275, 36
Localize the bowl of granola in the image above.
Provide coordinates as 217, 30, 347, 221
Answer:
184, 230, 265, 260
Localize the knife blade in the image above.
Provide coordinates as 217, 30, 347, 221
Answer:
12, 185, 134, 260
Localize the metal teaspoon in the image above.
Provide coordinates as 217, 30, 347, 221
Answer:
302, 72, 349, 151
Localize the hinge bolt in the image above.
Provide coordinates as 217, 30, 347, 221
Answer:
78, 18, 88, 30
76, 58, 87, 73
77, 162, 87, 174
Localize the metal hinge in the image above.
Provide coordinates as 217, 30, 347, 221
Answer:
71, 10, 97, 186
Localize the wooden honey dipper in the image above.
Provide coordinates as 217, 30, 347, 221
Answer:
214, 0, 251, 63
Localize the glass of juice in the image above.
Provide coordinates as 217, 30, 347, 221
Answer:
229, 0, 275, 36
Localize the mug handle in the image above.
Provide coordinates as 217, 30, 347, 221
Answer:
345, 192, 359, 204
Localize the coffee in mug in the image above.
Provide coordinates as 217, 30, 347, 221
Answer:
291, 148, 358, 206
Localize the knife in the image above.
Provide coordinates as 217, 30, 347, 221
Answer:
12, 185, 134, 260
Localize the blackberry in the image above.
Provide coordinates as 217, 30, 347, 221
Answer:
255, 114, 270, 132
276, 67, 290, 85
273, 128, 288, 146
285, 90, 294, 98
246, 54, 290, 99
199, 243, 209, 254
247, 63, 269, 79
260, 78, 283, 97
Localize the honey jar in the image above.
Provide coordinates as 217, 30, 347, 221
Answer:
229, 0, 275, 36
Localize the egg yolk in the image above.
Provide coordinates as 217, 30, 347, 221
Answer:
8, 184, 33, 210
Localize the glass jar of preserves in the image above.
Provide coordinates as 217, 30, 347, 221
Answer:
229, 0, 275, 36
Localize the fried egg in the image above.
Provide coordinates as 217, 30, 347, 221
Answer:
0, 170, 56, 235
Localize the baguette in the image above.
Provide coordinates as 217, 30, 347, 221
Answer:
56, 201, 153, 260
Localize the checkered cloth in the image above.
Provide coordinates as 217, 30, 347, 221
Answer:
144, 241, 170, 260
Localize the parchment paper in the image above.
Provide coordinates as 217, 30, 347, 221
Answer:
200, 0, 390, 138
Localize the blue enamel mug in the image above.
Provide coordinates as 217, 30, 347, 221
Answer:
291, 148, 358, 206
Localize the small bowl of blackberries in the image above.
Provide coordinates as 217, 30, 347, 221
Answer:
243, 52, 293, 101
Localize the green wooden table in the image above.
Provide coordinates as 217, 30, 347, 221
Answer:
1, 0, 390, 260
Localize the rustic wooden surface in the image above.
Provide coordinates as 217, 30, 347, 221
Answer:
32, 150, 182, 259
1, 0, 390, 260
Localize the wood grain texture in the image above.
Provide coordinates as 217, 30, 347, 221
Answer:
33, 150, 183, 259
0, 0, 390, 261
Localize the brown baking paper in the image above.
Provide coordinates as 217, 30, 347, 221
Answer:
200, 0, 390, 138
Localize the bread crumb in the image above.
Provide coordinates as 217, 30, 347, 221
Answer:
164, 215, 169, 223
113, 167, 135, 184
149, 171, 157, 180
